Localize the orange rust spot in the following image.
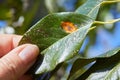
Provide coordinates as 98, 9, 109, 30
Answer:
61, 21, 78, 33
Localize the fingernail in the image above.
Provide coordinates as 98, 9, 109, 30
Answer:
19, 44, 39, 63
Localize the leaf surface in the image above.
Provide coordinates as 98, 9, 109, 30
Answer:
19, 12, 93, 51
35, 21, 93, 74
19, 12, 94, 74
75, 0, 103, 20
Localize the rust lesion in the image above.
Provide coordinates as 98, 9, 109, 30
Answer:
61, 21, 78, 33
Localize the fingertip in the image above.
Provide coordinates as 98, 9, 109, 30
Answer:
18, 44, 39, 64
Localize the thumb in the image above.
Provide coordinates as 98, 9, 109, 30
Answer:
0, 44, 39, 80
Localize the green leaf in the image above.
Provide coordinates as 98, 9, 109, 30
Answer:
19, 12, 93, 51
75, 0, 103, 20
35, 21, 93, 74
19, 12, 94, 76
87, 62, 120, 80
97, 47, 120, 58
19, 12, 94, 75
104, 62, 120, 80
45, 0, 58, 13
76, 47, 120, 80
68, 58, 95, 80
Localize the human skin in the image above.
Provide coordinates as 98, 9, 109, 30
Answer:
0, 34, 39, 80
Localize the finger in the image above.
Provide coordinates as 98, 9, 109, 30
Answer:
0, 44, 39, 80
0, 34, 22, 57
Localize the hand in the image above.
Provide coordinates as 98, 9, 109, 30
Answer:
0, 34, 39, 80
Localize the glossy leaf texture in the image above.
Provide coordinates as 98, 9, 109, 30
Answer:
19, 12, 94, 74
19, 12, 93, 51
35, 23, 93, 74
75, 47, 120, 80
75, 0, 103, 20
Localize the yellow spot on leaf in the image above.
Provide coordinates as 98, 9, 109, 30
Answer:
61, 21, 78, 33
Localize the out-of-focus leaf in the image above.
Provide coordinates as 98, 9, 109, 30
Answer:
19, 12, 94, 75
0, 0, 22, 20
87, 62, 120, 80
97, 47, 120, 58
45, 0, 58, 13
68, 58, 95, 80
75, 0, 104, 20
76, 47, 120, 80
15, 0, 41, 34
68, 47, 120, 80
